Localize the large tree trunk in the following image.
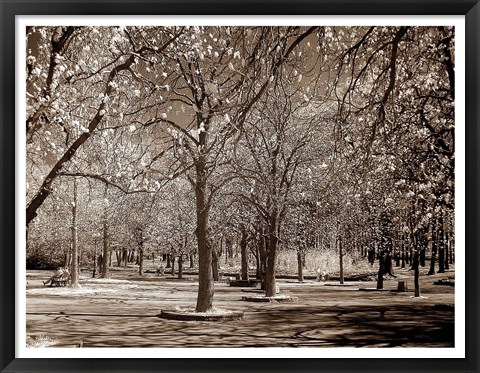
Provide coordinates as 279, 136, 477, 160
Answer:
92, 245, 97, 278
225, 238, 229, 265
189, 254, 194, 268
255, 248, 261, 279
212, 249, 219, 281
400, 235, 406, 268
264, 215, 278, 297
97, 254, 103, 273
166, 253, 171, 268
101, 185, 109, 279
138, 248, 144, 276
438, 216, 445, 273
264, 241, 277, 297
444, 232, 450, 270
194, 157, 214, 312
137, 228, 144, 276
420, 247, 426, 267
339, 236, 344, 285
297, 251, 304, 282
427, 218, 437, 275
70, 178, 79, 287
256, 224, 267, 282
64, 246, 71, 268
449, 238, 454, 264
258, 228, 268, 284
122, 248, 128, 267
240, 224, 249, 281
171, 255, 176, 276
376, 251, 384, 290
408, 223, 421, 297
413, 249, 420, 297
178, 255, 184, 279
115, 250, 122, 267
128, 250, 135, 263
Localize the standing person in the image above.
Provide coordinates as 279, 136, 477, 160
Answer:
156, 263, 165, 276
384, 250, 396, 277
367, 247, 375, 265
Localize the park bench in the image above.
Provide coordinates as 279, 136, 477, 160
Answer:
48, 273, 70, 287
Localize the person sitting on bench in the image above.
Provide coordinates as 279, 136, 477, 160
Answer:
43, 267, 68, 286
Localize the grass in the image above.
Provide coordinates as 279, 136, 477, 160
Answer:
69, 247, 378, 279
277, 248, 372, 277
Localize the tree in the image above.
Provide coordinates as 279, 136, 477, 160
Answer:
233, 77, 316, 296
70, 177, 79, 287
26, 26, 182, 226
327, 26, 455, 295
25, 25, 455, 307
148, 26, 319, 310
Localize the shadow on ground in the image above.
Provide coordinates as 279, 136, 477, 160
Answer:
26, 267, 455, 348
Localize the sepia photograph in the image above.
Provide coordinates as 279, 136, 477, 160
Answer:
23, 20, 460, 354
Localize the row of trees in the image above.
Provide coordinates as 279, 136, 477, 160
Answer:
26, 26, 455, 310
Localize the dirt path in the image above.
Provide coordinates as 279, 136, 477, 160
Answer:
26, 267, 455, 348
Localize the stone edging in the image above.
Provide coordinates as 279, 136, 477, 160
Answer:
156, 310, 244, 321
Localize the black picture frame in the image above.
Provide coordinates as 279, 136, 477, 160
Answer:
1, 1, 478, 372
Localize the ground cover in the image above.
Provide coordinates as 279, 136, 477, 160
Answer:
25, 266, 455, 348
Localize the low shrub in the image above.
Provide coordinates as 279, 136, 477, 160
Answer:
276, 248, 372, 277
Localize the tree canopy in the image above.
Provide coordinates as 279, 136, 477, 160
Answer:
26, 25, 455, 310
